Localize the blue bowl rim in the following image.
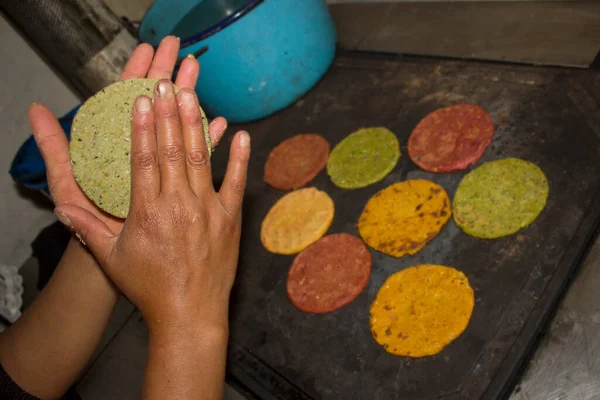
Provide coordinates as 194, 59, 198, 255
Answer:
140, 0, 264, 49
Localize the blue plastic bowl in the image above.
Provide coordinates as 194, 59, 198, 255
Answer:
139, 0, 336, 123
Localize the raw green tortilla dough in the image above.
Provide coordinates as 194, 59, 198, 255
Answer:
70, 78, 211, 218
326, 127, 400, 189
453, 158, 549, 239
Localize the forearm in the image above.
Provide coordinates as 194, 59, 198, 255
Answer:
143, 319, 229, 400
0, 238, 120, 399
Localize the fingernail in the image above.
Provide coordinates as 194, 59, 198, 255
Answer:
240, 132, 250, 148
186, 53, 195, 60
54, 209, 72, 228
209, 118, 227, 135
180, 90, 196, 108
157, 81, 173, 98
136, 96, 152, 113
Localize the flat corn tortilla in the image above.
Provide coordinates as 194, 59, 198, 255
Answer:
453, 158, 549, 239
370, 264, 474, 357
326, 127, 400, 189
264, 134, 330, 190
261, 188, 334, 255
70, 78, 211, 218
358, 180, 451, 258
287, 233, 371, 314
408, 104, 494, 173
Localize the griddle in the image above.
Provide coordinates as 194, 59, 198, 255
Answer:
208, 52, 600, 399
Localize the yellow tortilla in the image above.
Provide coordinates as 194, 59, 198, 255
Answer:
358, 180, 451, 258
261, 188, 334, 255
370, 264, 474, 357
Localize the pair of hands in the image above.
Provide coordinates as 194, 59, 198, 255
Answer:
30, 36, 250, 333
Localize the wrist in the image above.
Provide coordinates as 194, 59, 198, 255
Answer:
143, 311, 229, 400
147, 311, 229, 344
148, 318, 229, 356
145, 295, 230, 335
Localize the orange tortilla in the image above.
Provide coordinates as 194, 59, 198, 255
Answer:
261, 188, 334, 255
358, 180, 451, 258
370, 264, 474, 357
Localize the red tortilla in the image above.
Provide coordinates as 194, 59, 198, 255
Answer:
287, 233, 372, 314
408, 104, 494, 173
264, 134, 330, 190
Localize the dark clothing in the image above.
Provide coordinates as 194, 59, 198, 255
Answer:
0, 362, 39, 400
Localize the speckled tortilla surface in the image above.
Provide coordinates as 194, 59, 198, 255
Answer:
264, 134, 330, 190
453, 158, 549, 239
358, 180, 451, 258
326, 127, 400, 189
286, 233, 371, 314
408, 104, 494, 173
70, 78, 211, 218
370, 264, 474, 357
260, 188, 334, 255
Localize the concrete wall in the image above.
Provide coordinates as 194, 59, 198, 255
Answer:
103, 0, 598, 68
331, 1, 600, 67
104, 0, 154, 21
103, 0, 574, 21
0, 17, 78, 267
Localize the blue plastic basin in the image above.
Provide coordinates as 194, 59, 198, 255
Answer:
139, 0, 337, 123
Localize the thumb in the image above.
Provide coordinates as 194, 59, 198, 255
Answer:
54, 204, 117, 266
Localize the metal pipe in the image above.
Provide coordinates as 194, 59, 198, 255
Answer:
1, 0, 137, 98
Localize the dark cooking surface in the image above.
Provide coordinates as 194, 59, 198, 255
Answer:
208, 52, 600, 399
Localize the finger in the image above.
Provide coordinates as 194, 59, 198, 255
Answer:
177, 89, 213, 197
121, 43, 154, 80
28, 104, 77, 204
208, 117, 227, 148
218, 131, 251, 216
130, 96, 160, 206
154, 80, 188, 192
174, 55, 200, 89
147, 36, 180, 80
54, 204, 117, 268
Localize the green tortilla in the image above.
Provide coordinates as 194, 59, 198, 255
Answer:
70, 78, 211, 218
453, 158, 549, 239
326, 127, 400, 189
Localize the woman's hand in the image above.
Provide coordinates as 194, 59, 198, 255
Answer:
0, 37, 236, 400
54, 80, 250, 333
29, 36, 229, 234
54, 80, 250, 399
